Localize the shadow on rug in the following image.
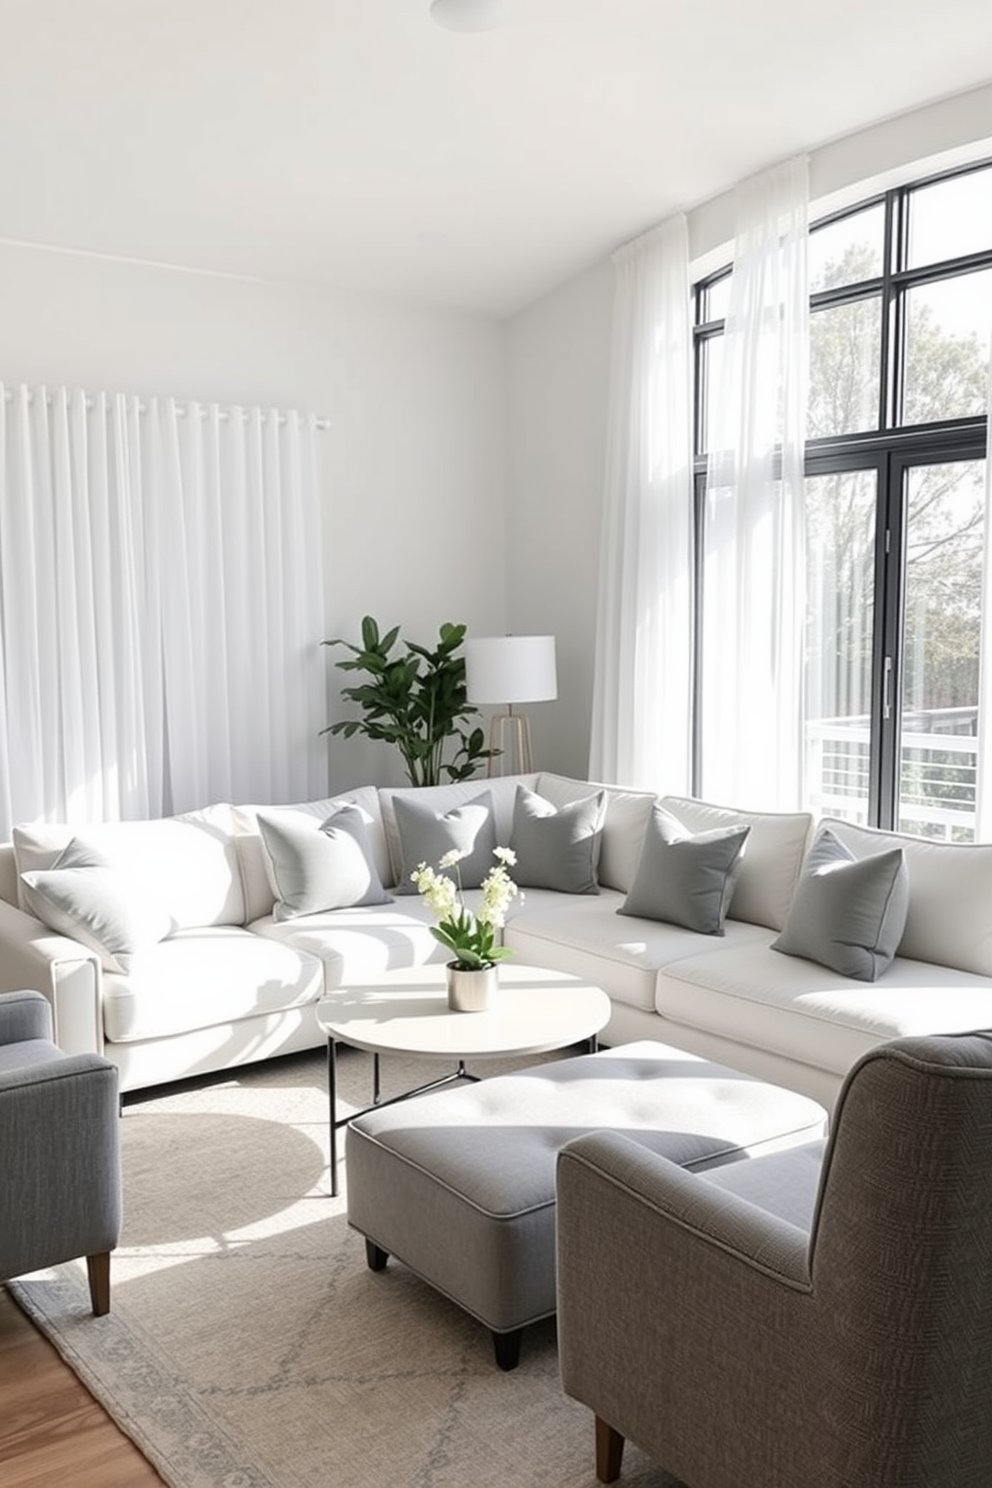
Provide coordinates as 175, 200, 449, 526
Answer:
11, 1047, 684, 1488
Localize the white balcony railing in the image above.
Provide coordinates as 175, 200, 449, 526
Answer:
806, 709, 979, 841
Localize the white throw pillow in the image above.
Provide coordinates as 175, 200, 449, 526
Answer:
20, 838, 173, 972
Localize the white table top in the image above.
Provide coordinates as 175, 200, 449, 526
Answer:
315, 963, 611, 1060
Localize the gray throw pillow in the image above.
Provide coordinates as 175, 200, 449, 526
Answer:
393, 792, 497, 893
20, 837, 173, 972
619, 803, 750, 935
257, 804, 392, 921
771, 827, 908, 981
509, 785, 606, 895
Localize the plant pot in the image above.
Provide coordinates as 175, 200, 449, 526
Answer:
446, 962, 498, 1012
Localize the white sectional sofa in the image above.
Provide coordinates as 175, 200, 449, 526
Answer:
0, 771, 989, 1108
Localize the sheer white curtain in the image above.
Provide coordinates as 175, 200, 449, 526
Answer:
701, 157, 809, 809
589, 215, 693, 792
975, 338, 992, 837
0, 385, 326, 837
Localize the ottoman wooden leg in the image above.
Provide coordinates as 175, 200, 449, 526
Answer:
365, 1239, 389, 1271
492, 1328, 522, 1371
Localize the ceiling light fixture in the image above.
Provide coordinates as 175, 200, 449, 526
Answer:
430, 0, 509, 33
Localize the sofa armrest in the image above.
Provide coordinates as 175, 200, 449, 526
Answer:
0, 899, 103, 1055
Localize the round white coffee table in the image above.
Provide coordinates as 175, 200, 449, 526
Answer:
316, 963, 611, 1195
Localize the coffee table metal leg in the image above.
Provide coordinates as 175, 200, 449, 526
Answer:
327, 1036, 340, 1196
326, 1045, 483, 1199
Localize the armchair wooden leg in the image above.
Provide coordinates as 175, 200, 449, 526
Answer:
595, 1416, 625, 1483
86, 1251, 111, 1316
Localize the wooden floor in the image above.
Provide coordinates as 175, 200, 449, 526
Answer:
0, 1285, 165, 1487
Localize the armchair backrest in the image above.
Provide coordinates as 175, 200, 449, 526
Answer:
809, 1030, 992, 1480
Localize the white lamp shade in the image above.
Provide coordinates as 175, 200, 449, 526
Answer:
464, 635, 557, 705
430, 0, 508, 32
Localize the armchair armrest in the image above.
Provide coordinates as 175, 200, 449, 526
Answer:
559, 1129, 812, 1286
0, 1049, 121, 1302
0, 989, 53, 1044
0, 899, 103, 1055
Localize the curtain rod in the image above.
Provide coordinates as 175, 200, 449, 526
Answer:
2, 385, 330, 431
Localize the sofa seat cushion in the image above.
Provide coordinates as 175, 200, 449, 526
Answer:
254, 896, 450, 991
656, 939, 992, 1078
101, 927, 323, 1043
503, 891, 770, 1013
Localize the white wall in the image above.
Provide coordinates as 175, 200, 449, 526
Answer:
0, 241, 506, 792
504, 260, 614, 779
505, 83, 992, 780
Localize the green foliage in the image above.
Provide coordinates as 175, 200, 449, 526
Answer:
429, 908, 512, 969
321, 616, 491, 788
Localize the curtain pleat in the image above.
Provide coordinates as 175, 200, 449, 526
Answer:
589, 215, 694, 791
0, 384, 326, 837
975, 341, 992, 836
701, 156, 809, 810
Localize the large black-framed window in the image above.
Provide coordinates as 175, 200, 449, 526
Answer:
693, 159, 992, 836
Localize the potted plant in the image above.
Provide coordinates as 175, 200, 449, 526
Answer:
322, 616, 492, 787
410, 846, 518, 1009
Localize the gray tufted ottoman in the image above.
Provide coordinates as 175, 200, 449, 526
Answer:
345, 1039, 827, 1368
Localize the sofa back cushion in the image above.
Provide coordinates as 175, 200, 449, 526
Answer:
510, 784, 606, 895
233, 786, 388, 922
534, 774, 656, 893
378, 776, 534, 887
770, 827, 909, 981
819, 816, 992, 975
660, 796, 813, 931
13, 804, 245, 930
256, 804, 393, 920
0, 844, 18, 909
391, 791, 498, 892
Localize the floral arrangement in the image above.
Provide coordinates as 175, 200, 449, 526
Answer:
410, 846, 519, 970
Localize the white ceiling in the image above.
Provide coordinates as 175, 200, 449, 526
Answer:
2, 1, 992, 318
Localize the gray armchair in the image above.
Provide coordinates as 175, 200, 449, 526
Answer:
557, 1031, 992, 1488
0, 989, 121, 1314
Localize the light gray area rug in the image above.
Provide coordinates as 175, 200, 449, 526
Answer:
11, 1047, 681, 1488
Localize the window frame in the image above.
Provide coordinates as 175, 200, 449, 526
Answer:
691, 157, 992, 828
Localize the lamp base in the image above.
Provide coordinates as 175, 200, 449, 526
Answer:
486, 709, 534, 776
